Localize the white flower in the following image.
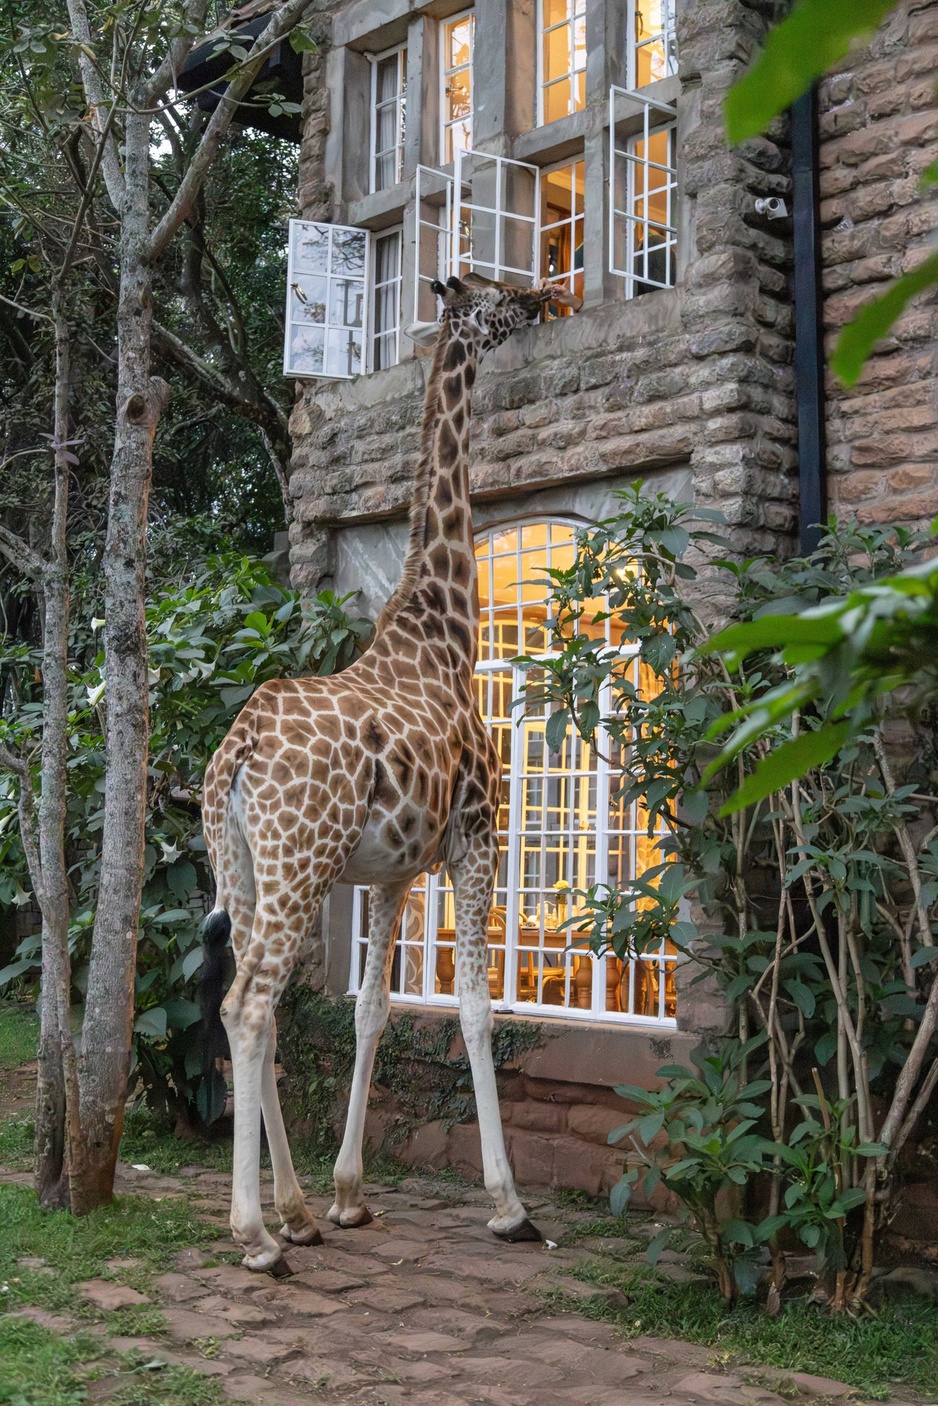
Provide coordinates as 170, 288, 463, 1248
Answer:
87, 679, 105, 708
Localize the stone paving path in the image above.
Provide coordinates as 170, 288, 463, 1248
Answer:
12, 1162, 894, 1406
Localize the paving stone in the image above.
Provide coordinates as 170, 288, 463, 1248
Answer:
284, 1355, 372, 1389
787, 1372, 859, 1399
260, 1286, 346, 1317
153, 1272, 207, 1302
533, 1316, 624, 1347
291, 1266, 366, 1293
457, 1354, 559, 1388
378, 1357, 453, 1383
373, 1237, 430, 1262
77, 1278, 150, 1310
191, 1294, 275, 1326
222, 1333, 301, 1366
347, 1284, 427, 1312
192, 1264, 262, 1294
381, 1329, 468, 1354
7, 1306, 76, 1334
162, 1307, 239, 1342
408, 1306, 508, 1342
674, 1371, 788, 1406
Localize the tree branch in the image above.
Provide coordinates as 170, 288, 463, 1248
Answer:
0, 522, 48, 582
0, 743, 43, 900
147, 0, 312, 263
64, 0, 125, 209
146, 0, 210, 103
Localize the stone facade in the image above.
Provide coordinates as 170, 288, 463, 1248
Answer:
819, 0, 938, 526
285, 0, 938, 1189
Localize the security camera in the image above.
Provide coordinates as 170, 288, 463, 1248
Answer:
754, 196, 788, 219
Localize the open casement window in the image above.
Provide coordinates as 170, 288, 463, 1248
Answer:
608, 87, 677, 298
348, 519, 678, 1026
539, 160, 585, 318
441, 9, 474, 164
414, 165, 456, 321
371, 228, 403, 371
629, 0, 678, 88
284, 220, 367, 379
453, 150, 539, 285
371, 43, 407, 193
539, 0, 587, 125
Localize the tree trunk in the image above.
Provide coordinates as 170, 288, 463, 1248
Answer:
70, 108, 169, 1214
34, 297, 82, 1209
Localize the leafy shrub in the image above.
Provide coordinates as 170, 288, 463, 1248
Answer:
530, 487, 938, 1312
0, 545, 369, 1125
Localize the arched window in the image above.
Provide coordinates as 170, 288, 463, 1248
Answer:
349, 519, 677, 1025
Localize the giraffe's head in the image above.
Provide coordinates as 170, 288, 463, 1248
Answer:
405, 274, 581, 357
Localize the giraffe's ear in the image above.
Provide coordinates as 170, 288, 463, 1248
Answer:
403, 320, 440, 348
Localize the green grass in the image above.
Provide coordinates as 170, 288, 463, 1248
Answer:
0, 1315, 225, 1406
565, 1258, 938, 1399
0, 1002, 39, 1071
0, 1114, 33, 1170
0, 1182, 219, 1319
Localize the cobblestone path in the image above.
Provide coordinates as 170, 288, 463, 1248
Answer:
7, 1163, 895, 1406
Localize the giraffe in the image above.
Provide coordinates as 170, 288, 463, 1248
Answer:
200, 273, 581, 1274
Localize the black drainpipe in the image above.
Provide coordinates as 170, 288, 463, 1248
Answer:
791, 87, 827, 556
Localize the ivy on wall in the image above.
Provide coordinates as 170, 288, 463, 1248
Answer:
277, 984, 545, 1148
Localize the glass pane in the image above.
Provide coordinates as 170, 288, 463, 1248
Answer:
289, 275, 327, 324
544, 79, 570, 124
543, 26, 571, 84
288, 324, 324, 375
329, 278, 364, 329
293, 223, 329, 272
446, 17, 472, 68
324, 327, 361, 377
331, 228, 367, 276
446, 69, 472, 122
543, 0, 571, 27
376, 53, 400, 104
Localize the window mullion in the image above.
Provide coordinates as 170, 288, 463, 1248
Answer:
504, 662, 525, 1008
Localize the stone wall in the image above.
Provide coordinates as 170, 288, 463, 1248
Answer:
289, 0, 800, 608
818, 0, 938, 527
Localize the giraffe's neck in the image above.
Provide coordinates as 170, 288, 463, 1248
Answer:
375, 326, 478, 671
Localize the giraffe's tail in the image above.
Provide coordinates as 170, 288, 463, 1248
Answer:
198, 908, 232, 1123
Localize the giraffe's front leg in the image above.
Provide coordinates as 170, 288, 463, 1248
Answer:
329, 880, 410, 1228
452, 845, 541, 1244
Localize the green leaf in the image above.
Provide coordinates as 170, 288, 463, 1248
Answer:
645, 1226, 672, 1265
910, 946, 938, 968
719, 721, 855, 815
545, 707, 569, 753
289, 28, 318, 52
610, 1174, 634, 1217
832, 252, 938, 386
681, 788, 709, 824
134, 1007, 168, 1041
725, 0, 897, 143
785, 979, 816, 1018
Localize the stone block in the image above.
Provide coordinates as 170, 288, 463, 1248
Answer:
506, 1128, 554, 1187
566, 1103, 628, 1146
78, 1280, 150, 1311
502, 1099, 567, 1133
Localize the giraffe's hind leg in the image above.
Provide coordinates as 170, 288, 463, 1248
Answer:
452, 843, 541, 1243
262, 1019, 322, 1246
329, 880, 411, 1227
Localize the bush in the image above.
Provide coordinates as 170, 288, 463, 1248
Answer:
0, 541, 369, 1125
530, 487, 938, 1312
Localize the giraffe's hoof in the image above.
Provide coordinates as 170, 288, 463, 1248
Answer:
326, 1203, 374, 1228
280, 1222, 324, 1246
241, 1245, 292, 1274
490, 1216, 542, 1244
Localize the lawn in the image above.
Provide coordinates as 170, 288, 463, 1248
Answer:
0, 1000, 39, 1071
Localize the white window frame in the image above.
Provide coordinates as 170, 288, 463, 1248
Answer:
440, 8, 475, 166
347, 518, 678, 1029
370, 42, 407, 194
539, 157, 585, 317
414, 164, 455, 321
608, 86, 677, 298
284, 219, 369, 380
628, 0, 678, 90
369, 226, 404, 372
537, 0, 587, 128
453, 149, 540, 285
